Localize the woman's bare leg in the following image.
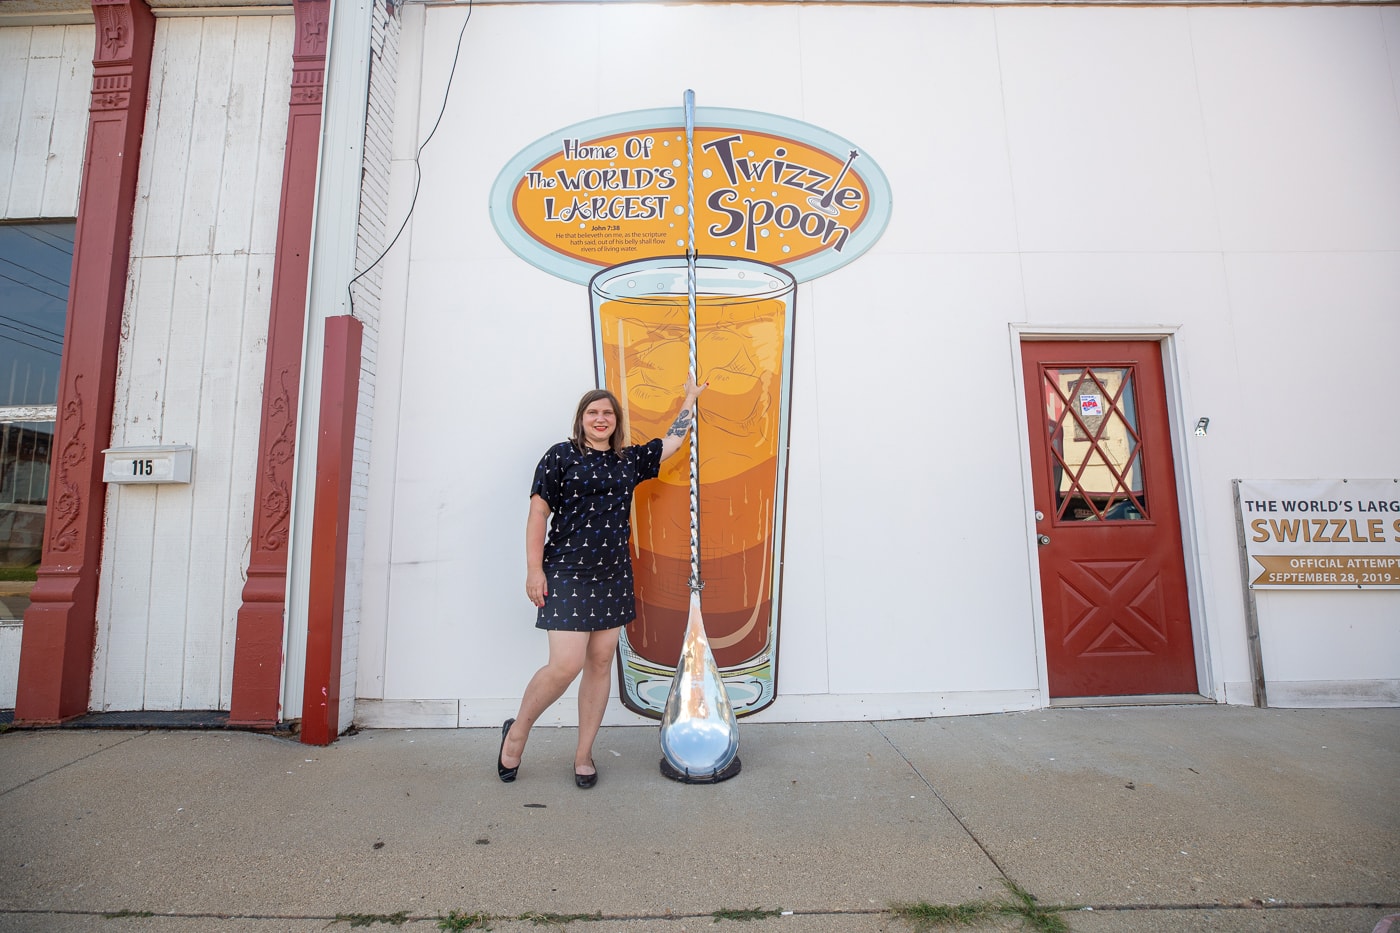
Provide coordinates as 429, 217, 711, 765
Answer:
574, 627, 622, 774
500, 630, 588, 770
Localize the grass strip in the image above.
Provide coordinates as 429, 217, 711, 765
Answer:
712, 907, 784, 922
335, 912, 409, 927
892, 880, 1076, 932
518, 911, 604, 925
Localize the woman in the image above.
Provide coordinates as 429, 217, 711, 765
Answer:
498, 377, 703, 787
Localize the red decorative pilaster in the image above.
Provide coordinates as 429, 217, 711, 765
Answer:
14, 0, 156, 725
229, 0, 330, 726
300, 316, 363, 746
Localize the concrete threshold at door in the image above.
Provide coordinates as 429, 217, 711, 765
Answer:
1049, 693, 1214, 708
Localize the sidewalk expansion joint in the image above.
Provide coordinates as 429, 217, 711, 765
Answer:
0, 729, 145, 799
3, 902, 1397, 925
867, 719, 1013, 882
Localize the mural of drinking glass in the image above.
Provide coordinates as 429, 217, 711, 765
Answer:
590, 255, 795, 717
491, 103, 891, 718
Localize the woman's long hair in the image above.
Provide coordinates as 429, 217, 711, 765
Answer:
571, 389, 625, 456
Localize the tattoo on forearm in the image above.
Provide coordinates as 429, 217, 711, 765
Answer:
666, 408, 694, 438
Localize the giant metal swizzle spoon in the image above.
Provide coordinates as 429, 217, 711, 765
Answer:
657, 89, 741, 784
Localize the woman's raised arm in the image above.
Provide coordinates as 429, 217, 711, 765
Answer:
659, 376, 705, 461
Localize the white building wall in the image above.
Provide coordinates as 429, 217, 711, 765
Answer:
339, 0, 399, 731
356, 1, 1400, 727
356, 0, 425, 716
0, 23, 91, 219
91, 12, 292, 711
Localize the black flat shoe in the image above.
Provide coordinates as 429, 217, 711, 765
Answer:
574, 760, 597, 789
497, 719, 518, 783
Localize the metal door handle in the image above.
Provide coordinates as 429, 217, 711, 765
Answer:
1037, 534, 1051, 546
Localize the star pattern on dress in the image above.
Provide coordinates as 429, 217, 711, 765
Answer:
529, 439, 663, 632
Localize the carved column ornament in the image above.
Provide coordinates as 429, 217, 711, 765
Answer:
229, 0, 331, 726
15, 0, 156, 724
295, 0, 330, 58
291, 0, 329, 104
93, 0, 135, 62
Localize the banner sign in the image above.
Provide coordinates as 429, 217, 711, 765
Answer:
1238, 479, 1400, 589
490, 106, 891, 285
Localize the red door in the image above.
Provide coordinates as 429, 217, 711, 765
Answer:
1022, 340, 1198, 697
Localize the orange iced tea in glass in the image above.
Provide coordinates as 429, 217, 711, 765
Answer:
590, 256, 795, 716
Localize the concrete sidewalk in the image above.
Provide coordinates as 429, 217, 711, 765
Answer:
1, 705, 1397, 932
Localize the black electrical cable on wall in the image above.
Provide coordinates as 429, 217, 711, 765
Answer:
348, 0, 474, 317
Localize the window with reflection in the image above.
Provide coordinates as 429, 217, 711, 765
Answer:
1041, 365, 1148, 523
0, 221, 72, 622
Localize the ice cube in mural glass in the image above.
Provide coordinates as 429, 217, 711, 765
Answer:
590, 255, 795, 717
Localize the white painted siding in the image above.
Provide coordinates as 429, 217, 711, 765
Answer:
357, 2, 1400, 726
357, 0, 425, 710
339, 0, 400, 731
0, 23, 91, 220
92, 13, 292, 712
0, 621, 20, 707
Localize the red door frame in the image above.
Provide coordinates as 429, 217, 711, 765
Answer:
1022, 339, 1199, 698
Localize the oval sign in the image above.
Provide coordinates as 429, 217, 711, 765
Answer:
490, 106, 891, 285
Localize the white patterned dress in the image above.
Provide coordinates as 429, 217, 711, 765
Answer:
530, 438, 663, 631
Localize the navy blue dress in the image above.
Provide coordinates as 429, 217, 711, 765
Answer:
530, 438, 663, 631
